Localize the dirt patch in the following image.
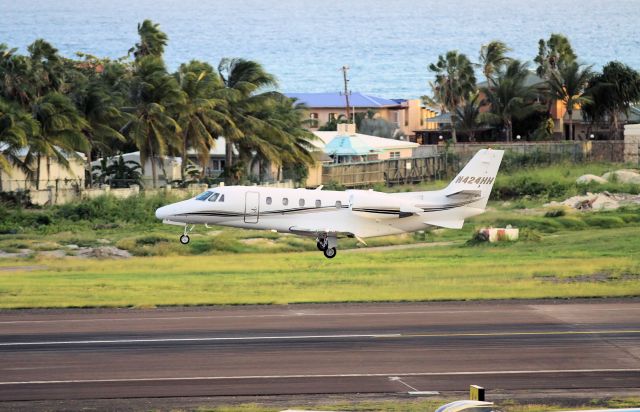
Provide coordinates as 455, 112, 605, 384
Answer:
535, 272, 640, 283
0, 265, 47, 272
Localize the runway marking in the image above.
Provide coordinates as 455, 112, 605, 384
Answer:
1, 368, 639, 386
401, 329, 640, 338
0, 310, 535, 324
1, 329, 638, 347
1, 307, 638, 324
0, 333, 401, 347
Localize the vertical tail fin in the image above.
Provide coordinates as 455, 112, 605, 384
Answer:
445, 149, 504, 210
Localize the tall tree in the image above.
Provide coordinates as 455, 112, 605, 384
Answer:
130, 20, 168, 60
123, 56, 184, 188
217, 58, 276, 182
547, 62, 593, 140
175, 60, 233, 180
428, 51, 476, 143
534, 34, 577, 79
481, 60, 543, 141
479, 41, 511, 86
28, 92, 90, 188
455, 92, 483, 142
0, 99, 37, 180
583, 61, 640, 139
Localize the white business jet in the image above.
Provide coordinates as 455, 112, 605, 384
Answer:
155, 149, 504, 258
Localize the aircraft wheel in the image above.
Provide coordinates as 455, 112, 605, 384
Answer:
179, 235, 190, 245
316, 240, 327, 251
323, 247, 337, 259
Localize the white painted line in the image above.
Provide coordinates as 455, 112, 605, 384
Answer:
0, 333, 401, 347
408, 391, 440, 396
2, 307, 638, 325
0, 310, 527, 324
0, 369, 638, 386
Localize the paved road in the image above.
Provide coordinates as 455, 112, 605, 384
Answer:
1, 300, 639, 401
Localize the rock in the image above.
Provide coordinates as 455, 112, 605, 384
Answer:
65, 244, 79, 249
39, 250, 67, 258
602, 170, 640, 184
75, 246, 132, 259
576, 174, 607, 184
96, 238, 111, 244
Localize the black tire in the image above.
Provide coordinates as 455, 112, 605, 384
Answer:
323, 247, 337, 259
180, 235, 190, 245
316, 241, 327, 251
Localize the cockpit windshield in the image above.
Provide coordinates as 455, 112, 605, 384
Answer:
195, 191, 214, 201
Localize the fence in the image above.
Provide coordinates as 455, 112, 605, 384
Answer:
322, 155, 445, 188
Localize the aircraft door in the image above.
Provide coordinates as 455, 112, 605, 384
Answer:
244, 191, 260, 223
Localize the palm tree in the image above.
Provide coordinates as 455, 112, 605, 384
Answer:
0, 99, 37, 183
28, 92, 90, 188
481, 60, 543, 141
455, 92, 483, 142
122, 56, 185, 188
175, 60, 233, 180
428, 51, 476, 143
75, 79, 129, 185
479, 41, 511, 86
535, 34, 577, 79
130, 20, 168, 60
547, 62, 593, 140
217, 58, 277, 181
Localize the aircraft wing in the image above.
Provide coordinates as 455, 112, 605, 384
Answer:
288, 226, 356, 239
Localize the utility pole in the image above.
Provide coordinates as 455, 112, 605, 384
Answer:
341, 65, 351, 123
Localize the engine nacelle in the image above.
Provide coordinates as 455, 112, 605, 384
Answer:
347, 190, 422, 219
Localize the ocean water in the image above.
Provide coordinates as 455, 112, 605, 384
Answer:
1, 0, 639, 98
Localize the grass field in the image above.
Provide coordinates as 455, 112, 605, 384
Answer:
1, 226, 638, 309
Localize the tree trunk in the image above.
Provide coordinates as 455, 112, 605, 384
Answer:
506, 119, 513, 142
225, 139, 233, 184
151, 154, 158, 189
612, 111, 620, 140
36, 153, 41, 190
450, 114, 458, 143
181, 131, 188, 181
86, 150, 92, 188
567, 110, 573, 141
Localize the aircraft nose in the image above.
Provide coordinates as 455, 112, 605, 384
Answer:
155, 205, 172, 220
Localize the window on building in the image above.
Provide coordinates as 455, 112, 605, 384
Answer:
309, 112, 319, 128
208, 193, 220, 202
266, 197, 272, 205
315, 199, 321, 207
328, 113, 337, 121
282, 197, 289, 206
335, 200, 342, 209
299, 199, 305, 207
389, 151, 401, 159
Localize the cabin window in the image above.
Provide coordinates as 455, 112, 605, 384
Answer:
282, 197, 289, 206
208, 193, 220, 202
218, 194, 224, 202
299, 199, 305, 207
195, 191, 213, 201
266, 197, 272, 205
335, 200, 342, 209
315, 199, 321, 207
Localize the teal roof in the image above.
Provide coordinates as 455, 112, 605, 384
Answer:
324, 134, 381, 156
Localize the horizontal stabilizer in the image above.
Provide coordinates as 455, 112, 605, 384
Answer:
446, 189, 482, 200
424, 220, 465, 229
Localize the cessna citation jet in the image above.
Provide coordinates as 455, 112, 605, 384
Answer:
155, 149, 504, 258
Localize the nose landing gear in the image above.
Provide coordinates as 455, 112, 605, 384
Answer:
179, 225, 194, 245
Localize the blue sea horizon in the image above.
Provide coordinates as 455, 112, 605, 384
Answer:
1, 0, 639, 99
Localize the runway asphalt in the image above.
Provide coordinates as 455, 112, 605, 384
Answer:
1, 300, 639, 402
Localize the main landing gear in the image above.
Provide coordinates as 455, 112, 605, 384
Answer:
179, 225, 194, 245
316, 235, 337, 259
